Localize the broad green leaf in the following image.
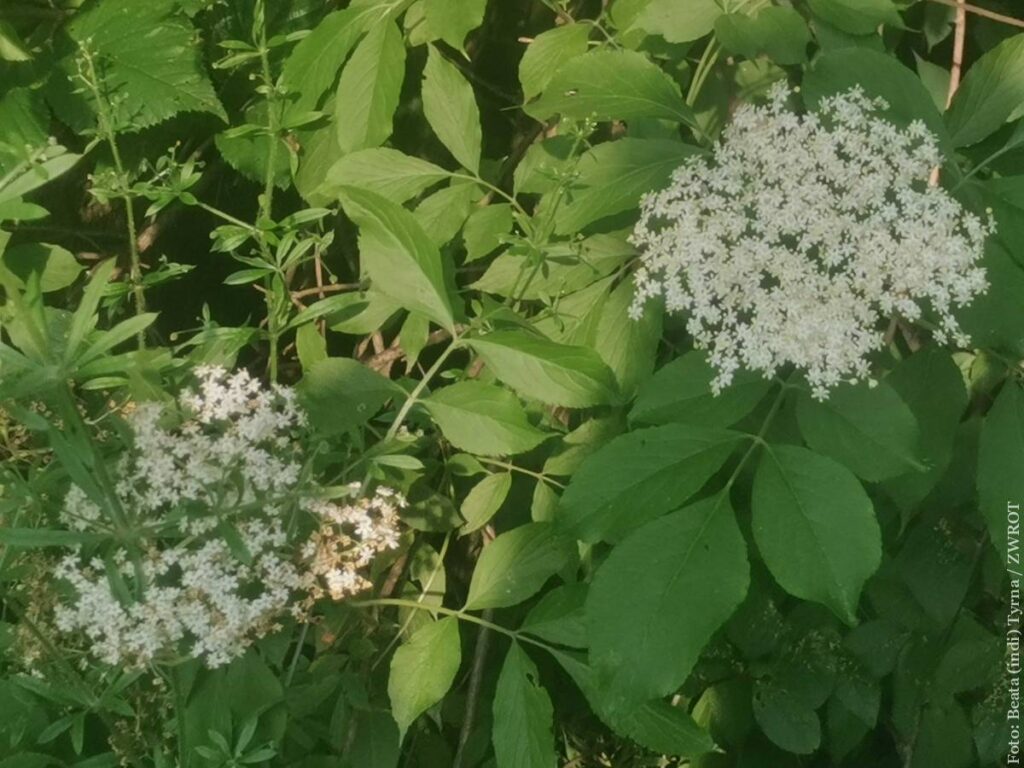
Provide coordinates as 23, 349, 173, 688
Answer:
593, 276, 660, 398
387, 617, 461, 739
341, 186, 457, 330
551, 649, 716, 758
795, 381, 924, 482
977, 382, 1024, 562
630, 351, 772, 428
521, 583, 587, 648
753, 678, 822, 754
492, 643, 557, 768
414, 182, 478, 247
60, 0, 225, 130
0, 89, 47, 171
348, 711, 401, 768
587, 495, 749, 707
2, 244, 83, 293
882, 349, 967, 513
424, 380, 549, 456
322, 148, 451, 203
752, 445, 881, 624
947, 34, 1024, 147
806, 0, 902, 35
422, 45, 482, 172
335, 21, 406, 153
424, 0, 487, 54
295, 322, 328, 371
518, 24, 590, 100
525, 49, 694, 124
466, 331, 619, 408
280, 8, 369, 117
460, 472, 512, 533
0, 19, 30, 62
554, 138, 701, 235
802, 49, 950, 150
465, 522, 574, 609
0, 149, 81, 207
463, 204, 514, 262
297, 357, 401, 433
715, 7, 811, 65
958, 242, 1024, 358
327, 290, 402, 335
558, 424, 742, 543
473, 234, 632, 300
630, 0, 722, 43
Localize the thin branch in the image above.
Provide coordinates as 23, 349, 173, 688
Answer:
930, 0, 967, 186
925, 0, 1024, 29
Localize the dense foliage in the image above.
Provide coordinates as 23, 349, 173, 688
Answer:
0, 0, 1019, 766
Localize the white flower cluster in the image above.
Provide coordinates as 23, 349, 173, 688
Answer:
630, 84, 990, 397
53, 367, 403, 668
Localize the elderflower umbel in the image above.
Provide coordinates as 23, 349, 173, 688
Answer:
630, 84, 990, 398
52, 367, 403, 668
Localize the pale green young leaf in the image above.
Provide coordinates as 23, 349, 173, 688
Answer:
587, 495, 749, 708
492, 643, 558, 768
752, 445, 882, 624
322, 148, 452, 204
714, 7, 811, 65
1, 243, 83, 294
340, 186, 457, 330
554, 138, 701, 235
465, 522, 574, 609
335, 21, 406, 153
65, 260, 116, 363
388, 617, 461, 739
466, 331, 619, 408
525, 49, 694, 125
518, 24, 590, 100
629, 0, 722, 43
423, 380, 550, 456
593, 276, 660, 399
422, 45, 482, 172
413, 182, 478, 246
557, 424, 743, 543
463, 203, 513, 261
424, 0, 487, 54
460, 472, 512, 534
806, 0, 902, 35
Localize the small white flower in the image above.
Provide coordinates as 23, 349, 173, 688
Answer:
630, 83, 991, 398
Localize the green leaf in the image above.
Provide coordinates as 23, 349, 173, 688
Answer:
465, 522, 574, 610
518, 24, 590, 100
521, 583, 587, 648
978, 381, 1024, 562
752, 445, 881, 624
753, 678, 821, 754
629, 0, 722, 43
466, 331, 619, 408
554, 138, 701, 235
587, 495, 749, 708
551, 650, 716, 758
422, 45, 482, 172
341, 186, 457, 330
0, 528, 106, 548
60, 0, 225, 131
795, 381, 924, 482
558, 424, 742, 543
280, 8, 369, 118
630, 351, 772, 428
335, 21, 406, 153
525, 49, 694, 124
387, 617, 461, 739
882, 349, 967, 513
2, 243, 83, 293
424, 0, 487, 54
463, 203, 514, 262
460, 472, 512, 534
297, 357, 400, 433
806, 0, 902, 35
714, 7, 811, 66
947, 34, 1024, 147
414, 182, 478, 247
594, 276, 661, 398
424, 381, 550, 456
322, 148, 452, 204
492, 643, 557, 768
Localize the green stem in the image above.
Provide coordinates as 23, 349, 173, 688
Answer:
385, 336, 462, 440
257, 6, 282, 382
477, 457, 565, 489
